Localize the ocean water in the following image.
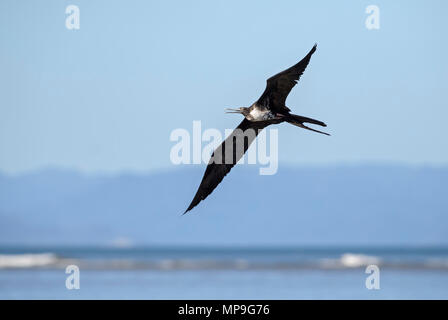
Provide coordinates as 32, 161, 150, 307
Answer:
1, 246, 448, 299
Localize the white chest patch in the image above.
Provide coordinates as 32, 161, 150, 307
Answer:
249, 108, 275, 121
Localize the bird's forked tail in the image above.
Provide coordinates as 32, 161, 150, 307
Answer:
286, 113, 330, 136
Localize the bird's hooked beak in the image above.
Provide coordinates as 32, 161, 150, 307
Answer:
225, 108, 242, 114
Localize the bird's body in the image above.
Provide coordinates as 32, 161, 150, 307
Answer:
185, 44, 329, 213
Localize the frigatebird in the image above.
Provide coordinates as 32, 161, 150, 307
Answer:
185, 44, 328, 213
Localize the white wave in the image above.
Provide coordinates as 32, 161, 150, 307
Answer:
320, 253, 381, 269
0, 253, 59, 269
110, 237, 134, 248
340, 253, 381, 267
423, 259, 448, 269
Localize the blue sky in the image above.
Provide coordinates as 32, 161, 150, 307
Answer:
0, 0, 447, 174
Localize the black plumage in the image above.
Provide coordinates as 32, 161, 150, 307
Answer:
185, 44, 328, 213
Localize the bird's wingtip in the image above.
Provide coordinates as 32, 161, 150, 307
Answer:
183, 202, 196, 215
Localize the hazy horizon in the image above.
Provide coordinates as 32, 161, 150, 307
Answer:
1, 164, 447, 247
1, 161, 448, 177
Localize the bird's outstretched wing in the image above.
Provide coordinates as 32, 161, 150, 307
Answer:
257, 44, 317, 111
184, 119, 272, 213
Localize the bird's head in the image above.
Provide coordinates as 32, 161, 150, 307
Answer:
225, 107, 249, 116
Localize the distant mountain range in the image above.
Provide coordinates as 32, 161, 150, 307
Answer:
0, 165, 447, 246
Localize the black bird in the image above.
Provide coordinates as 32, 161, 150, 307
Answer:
185, 44, 328, 213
